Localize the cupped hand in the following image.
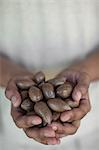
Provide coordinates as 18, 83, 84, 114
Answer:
5, 74, 34, 107
5, 74, 60, 145
11, 105, 60, 145
51, 68, 91, 137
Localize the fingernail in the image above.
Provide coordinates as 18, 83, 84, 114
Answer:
32, 120, 41, 125
76, 91, 81, 101
61, 115, 70, 122
52, 126, 57, 131
73, 91, 81, 101
11, 96, 18, 107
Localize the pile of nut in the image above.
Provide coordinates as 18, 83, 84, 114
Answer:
17, 72, 79, 127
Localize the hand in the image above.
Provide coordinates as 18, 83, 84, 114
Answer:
11, 105, 60, 145
5, 73, 34, 107
5, 74, 60, 145
51, 68, 91, 137
50, 120, 80, 138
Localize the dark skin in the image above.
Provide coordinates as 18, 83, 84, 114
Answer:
1, 48, 99, 145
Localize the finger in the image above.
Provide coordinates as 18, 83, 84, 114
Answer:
72, 73, 90, 101
24, 127, 60, 145
11, 106, 42, 128
51, 120, 80, 135
5, 79, 21, 107
55, 133, 66, 138
60, 96, 91, 122
55, 120, 80, 138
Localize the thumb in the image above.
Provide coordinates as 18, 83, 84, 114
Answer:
5, 79, 21, 107
72, 73, 90, 101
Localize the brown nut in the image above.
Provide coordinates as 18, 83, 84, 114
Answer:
47, 98, 71, 112
52, 112, 60, 121
65, 99, 79, 108
33, 71, 45, 84
17, 79, 35, 90
29, 86, 43, 102
42, 83, 55, 99
56, 82, 73, 98
21, 99, 34, 112
48, 77, 66, 87
34, 101, 52, 124
20, 90, 28, 100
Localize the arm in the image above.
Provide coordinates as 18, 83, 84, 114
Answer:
1, 55, 59, 145
71, 48, 99, 81
51, 47, 99, 137
0, 56, 32, 87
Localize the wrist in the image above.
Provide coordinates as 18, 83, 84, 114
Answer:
70, 63, 96, 82
0, 57, 33, 87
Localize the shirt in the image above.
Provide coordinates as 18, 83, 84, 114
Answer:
0, 0, 99, 69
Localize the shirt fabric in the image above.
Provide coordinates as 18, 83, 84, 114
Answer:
0, 0, 99, 69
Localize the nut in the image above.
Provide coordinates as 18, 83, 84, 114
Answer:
29, 86, 43, 102
47, 98, 71, 112
48, 77, 66, 87
21, 99, 34, 112
33, 71, 45, 84
34, 101, 52, 124
56, 82, 73, 98
20, 90, 28, 100
42, 83, 55, 99
17, 79, 35, 90
52, 112, 60, 121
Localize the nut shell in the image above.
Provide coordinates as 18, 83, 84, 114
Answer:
56, 82, 73, 98
20, 90, 28, 100
33, 71, 45, 84
34, 101, 52, 124
48, 77, 66, 87
42, 83, 55, 99
47, 98, 71, 112
52, 112, 60, 121
17, 79, 35, 90
21, 99, 34, 112
29, 86, 43, 102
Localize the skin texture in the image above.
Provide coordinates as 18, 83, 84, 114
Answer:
1, 48, 99, 145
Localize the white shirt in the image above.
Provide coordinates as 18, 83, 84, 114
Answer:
0, 0, 99, 69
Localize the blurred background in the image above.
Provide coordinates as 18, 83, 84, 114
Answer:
0, 0, 99, 150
